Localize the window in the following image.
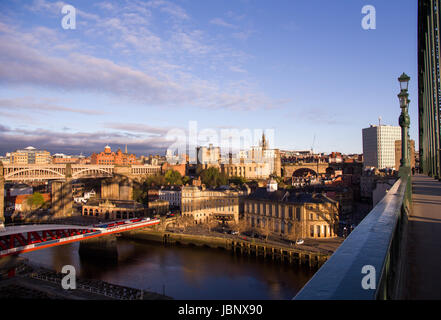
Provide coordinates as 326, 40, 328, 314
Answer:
317, 225, 321, 237
296, 207, 301, 221
310, 225, 314, 237
288, 206, 293, 219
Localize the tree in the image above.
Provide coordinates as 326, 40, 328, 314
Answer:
26, 192, 45, 210
133, 186, 148, 206
182, 176, 190, 185
232, 218, 249, 235
177, 215, 194, 231
145, 174, 166, 187
206, 215, 219, 233
200, 167, 228, 187
164, 170, 183, 185
229, 176, 246, 186
261, 218, 272, 242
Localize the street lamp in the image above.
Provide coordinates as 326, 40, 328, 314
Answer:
398, 72, 410, 91
398, 73, 411, 171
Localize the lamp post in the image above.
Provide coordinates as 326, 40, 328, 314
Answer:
398, 73, 411, 172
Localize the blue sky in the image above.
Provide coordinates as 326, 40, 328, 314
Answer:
0, 0, 418, 156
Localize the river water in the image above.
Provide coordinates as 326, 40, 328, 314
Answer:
21, 239, 315, 300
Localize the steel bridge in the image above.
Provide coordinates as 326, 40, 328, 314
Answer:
0, 217, 160, 258
419, 0, 441, 179
1, 164, 161, 182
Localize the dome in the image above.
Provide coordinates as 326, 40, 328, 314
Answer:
24, 146, 36, 150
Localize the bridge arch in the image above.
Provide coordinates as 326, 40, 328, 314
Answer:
72, 168, 113, 179
4, 168, 65, 180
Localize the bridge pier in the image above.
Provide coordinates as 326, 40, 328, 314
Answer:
79, 235, 118, 261
51, 179, 73, 218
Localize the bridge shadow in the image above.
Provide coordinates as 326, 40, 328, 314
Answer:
405, 219, 441, 299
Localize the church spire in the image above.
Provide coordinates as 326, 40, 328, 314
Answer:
125, 144, 128, 154
261, 133, 267, 150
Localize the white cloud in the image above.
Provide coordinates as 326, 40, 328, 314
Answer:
146, 0, 189, 20
210, 18, 236, 29
0, 5, 285, 111
0, 97, 105, 115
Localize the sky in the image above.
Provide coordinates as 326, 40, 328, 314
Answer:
0, 0, 418, 156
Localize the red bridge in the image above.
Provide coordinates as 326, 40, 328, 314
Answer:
0, 217, 160, 258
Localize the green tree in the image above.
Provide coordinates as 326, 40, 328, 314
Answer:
229, 175, 246, 186
145, 174, 166, 187
133, 185, 149, 205
27, 192, 45, 209
164, 170, 183, 185
182, 176, 190, 185
200, 167, 228, 187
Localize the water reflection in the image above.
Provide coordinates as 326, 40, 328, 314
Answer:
22, 239, 315, 300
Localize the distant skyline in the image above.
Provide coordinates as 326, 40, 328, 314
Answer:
0, 0, 418, 156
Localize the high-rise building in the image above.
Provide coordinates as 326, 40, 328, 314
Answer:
11, 146, 51, 164
362, 125, 402, 169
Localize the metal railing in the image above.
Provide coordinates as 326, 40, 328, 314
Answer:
294, 175, 411, 300
28, 271, 146, 300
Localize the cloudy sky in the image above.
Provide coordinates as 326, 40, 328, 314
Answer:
0, 0, 418, 156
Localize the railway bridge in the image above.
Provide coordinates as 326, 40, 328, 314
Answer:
0, 162, 161, 222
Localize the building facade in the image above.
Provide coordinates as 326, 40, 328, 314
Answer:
91, 145, 138, 165
158, 186, 182, 208
362, 125, 402, 169
82, 199, 146, 220
243, 182, 339, 239
11, 146, 51, 165
220, 160, 271, 180
181, 186, 246, 224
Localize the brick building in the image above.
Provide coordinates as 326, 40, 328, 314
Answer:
91, 145, 138, 165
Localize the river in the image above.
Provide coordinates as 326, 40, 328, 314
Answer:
21, 239, 315, 300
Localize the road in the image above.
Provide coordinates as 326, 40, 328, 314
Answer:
166, 225, 344, 255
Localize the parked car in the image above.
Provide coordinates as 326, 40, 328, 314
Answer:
296, 239, 304, 245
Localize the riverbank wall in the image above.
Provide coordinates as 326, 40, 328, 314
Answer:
121, 230, 330, 269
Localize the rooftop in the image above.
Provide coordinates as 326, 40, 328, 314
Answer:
247, 187, 337, 204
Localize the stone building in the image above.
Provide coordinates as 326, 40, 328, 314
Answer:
194, 134, 282, 180
181, 185, 247, 224
220, 160, 272, 180
196, 144, 221, 166
243, 180, 339, 239
82, 199, 146, 220
158, 186, 181, 209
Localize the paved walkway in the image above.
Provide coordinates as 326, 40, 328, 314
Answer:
405, 174, 441, 299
